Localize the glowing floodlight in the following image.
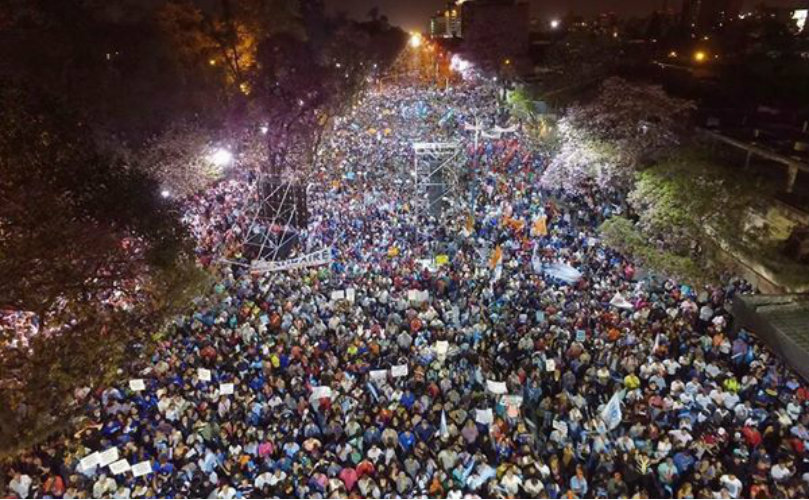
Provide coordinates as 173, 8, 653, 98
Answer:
209, 148, 233, 167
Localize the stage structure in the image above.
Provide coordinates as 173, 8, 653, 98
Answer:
412, 142, 464, 217
241, 173, 310, 269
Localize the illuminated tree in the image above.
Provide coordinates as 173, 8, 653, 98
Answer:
541, 77, 694, 194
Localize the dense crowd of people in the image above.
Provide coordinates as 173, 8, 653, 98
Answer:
3, 74, 809, 499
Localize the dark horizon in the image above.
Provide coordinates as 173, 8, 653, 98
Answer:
324, 0, 800, 32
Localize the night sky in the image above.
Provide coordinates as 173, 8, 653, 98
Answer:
324, 0, 796, 32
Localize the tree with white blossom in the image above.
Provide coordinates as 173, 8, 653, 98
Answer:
541, 77, 694, 194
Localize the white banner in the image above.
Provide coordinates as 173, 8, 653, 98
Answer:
219, 383, 234, 395
250, 248, 332, 273
131, 460, 153, 478
129, 379, 145, 392
475, 408, 494, 424
198, 368, 211, 382
310, 386, 333, 400
109, 459, 131, 475
79, 452, 101, 471
98, 447, 120, 467
391, 365, 409, 378
486, 380, 507, 394
370, 370, 388, 380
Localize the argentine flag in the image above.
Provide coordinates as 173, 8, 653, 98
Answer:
601, 389, 625, 431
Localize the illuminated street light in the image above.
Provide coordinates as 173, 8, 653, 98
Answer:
550, 19, 560, 29
693, 50, 707, 62
209, 147, 233, 167
160, 189, 170, 198
409, 32, 422, 48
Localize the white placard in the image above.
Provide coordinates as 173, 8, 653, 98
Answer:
131, 460, 153, 478
546, 359, 556, 372
370, 370, 388, 380
407, 290, 418, 302
486, 380, 507, 394
98, 447, 120, 467
198, 368, 211, 382
311, 386, 333, 400
418, 290, 430, 302
391, 364, 408, 378
346, 288, 356, 303
109, 459, 131, 475
79, 451, 101, 471
129, 379, 145, 392
503, 395, 524, 407
435, 341, 449, 357
331, 290, 345, 301
219, 383, 234, 395
475, 408, 494, 425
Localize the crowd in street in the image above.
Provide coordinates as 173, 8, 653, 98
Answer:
3, 75, 809, 499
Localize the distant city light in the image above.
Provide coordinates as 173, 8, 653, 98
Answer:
209, 148, 233, 167
668, 50, 678, 58
160, 189, 170, 198
794, 9, 807, 31
693, 50, 707, 62
550, 19, 560, 29
409, 32, 422, 48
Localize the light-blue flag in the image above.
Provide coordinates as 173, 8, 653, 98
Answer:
601, 390, 625, 431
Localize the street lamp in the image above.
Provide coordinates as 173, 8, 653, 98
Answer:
409, 32, 423, 48
160, 189, 170, 198
693, 50, 707, 63
209, 147, 233, 167
550, 19, 560, 29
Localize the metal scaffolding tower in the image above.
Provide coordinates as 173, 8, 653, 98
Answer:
412, 141, 464, 216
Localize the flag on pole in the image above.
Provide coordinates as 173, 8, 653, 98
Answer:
600, 389, 625, 431
532, 215, 548, 237
489, 245, 503, 269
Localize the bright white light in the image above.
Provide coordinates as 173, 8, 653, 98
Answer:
450, 54, 471, 73
260, 125, 268, 135
209, 148, 233, 167
409, 32, 422, 48
794, 9, 807, 31
160, 189, 170, 198
550, 19, 560, 29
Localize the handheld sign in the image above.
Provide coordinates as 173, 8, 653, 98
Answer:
129, 379, 145, 392
131, 460, 153, 478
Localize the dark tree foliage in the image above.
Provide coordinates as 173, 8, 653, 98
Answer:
253, 1, 405, 176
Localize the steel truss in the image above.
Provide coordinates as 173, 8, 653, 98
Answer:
240, 170, 310, 269
412, 141, 464, 216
